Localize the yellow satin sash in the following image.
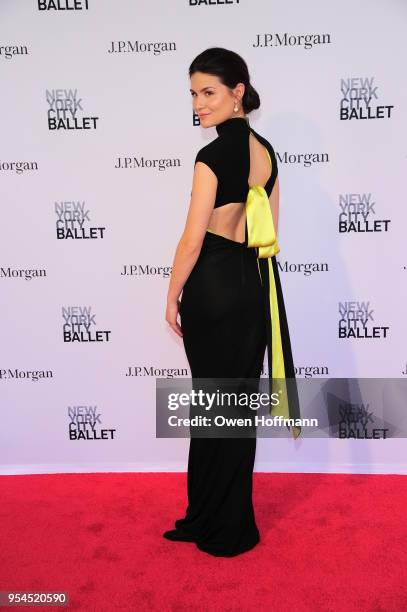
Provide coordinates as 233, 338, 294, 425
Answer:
247, 150, 301, 440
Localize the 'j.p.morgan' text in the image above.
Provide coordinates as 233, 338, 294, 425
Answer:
108, 40, 176, 55
0, 160, 38, 174
115, 156, 181, 170
278, 261, 328, 276
253, 32, 331, 50
0, 368, 53, 382
277, 151, 329, 167
0, 44, 28, 59
121, 264, 172, 278
1, 267, 46, 281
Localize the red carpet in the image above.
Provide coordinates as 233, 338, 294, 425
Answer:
1, 472, 406, 611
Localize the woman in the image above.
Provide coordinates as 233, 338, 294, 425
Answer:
164, 48, 300, 557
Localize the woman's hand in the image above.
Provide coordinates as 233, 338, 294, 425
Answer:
166, 298, 183, 338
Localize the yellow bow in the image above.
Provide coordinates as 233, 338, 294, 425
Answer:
246, 185, 280, 258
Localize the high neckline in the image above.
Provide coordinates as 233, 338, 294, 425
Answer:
216, 117, 250, 136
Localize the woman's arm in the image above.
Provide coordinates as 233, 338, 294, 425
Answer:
166, 161, 217, 336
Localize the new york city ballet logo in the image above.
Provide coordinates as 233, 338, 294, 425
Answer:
338, 301, 389, 339
189, 0, 240, 5
338, 193, 391, 233
38, 0, 89, 11
55, 200, 106, 240
338, 403, 388, 439
339, 77, 394, 120
68, 405, 116, 441
46, 89, 99, 131
62, 306, 111, 343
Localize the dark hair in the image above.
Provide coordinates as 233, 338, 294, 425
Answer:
189, 47, 260, 114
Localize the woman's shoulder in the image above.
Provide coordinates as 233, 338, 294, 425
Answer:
194, 136, 227, 176
195, 135, 226, 161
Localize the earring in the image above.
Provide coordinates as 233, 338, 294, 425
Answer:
234, 102, 239, 112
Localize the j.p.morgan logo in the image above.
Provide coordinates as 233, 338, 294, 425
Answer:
114, 156, 180, 170
0, 160, 38, 174
276, 151, 329, 167
121, 264, 172, 278
125, 365, 188, 377
38, 0, 89, 10
253, 32, 331, 50
62, 306, 111, 342
261, 364, 329, 378
0, 44, 28, 60
108, 40, 176, 55
1, 266, 46, 281
277, 260, 328, 276
68, 405, 116, 441
0, 367, 53, 382
340, 77, 394, 120
338, 301, 389, 339
338, 193, 391, 233
338, 403, 388, 439
55, 201, 106, 239
46, 89, 98, 131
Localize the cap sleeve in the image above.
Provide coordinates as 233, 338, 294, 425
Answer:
194, 144, 220, 179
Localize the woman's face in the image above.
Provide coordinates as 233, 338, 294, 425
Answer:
190, 71, 244, 128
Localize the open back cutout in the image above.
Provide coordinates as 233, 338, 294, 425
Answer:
207, 131, 273, 244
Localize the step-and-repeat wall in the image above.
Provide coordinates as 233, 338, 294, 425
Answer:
1, 0, 406, 474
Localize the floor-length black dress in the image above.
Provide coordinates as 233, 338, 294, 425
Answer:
175, 117, 300, 557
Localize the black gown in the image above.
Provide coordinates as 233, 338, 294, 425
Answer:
175, 117, 300, 557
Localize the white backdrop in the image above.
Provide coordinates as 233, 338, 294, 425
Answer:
1, 0, 406, 474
